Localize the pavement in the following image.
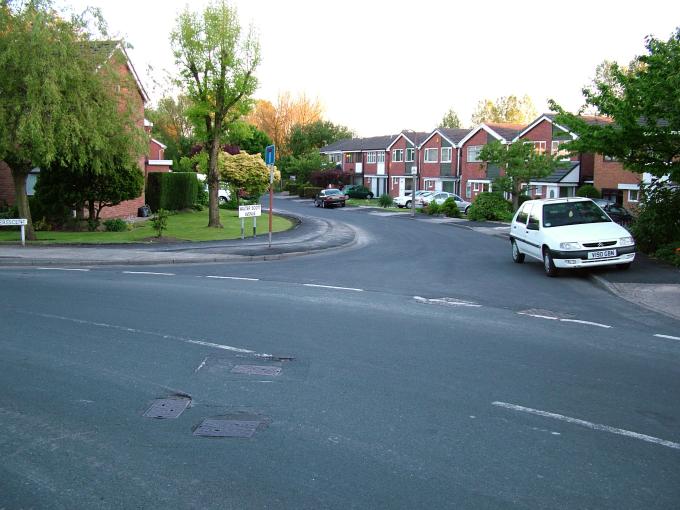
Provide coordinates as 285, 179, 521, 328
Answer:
1, 200, 679, 322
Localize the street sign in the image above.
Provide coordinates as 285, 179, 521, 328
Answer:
0, 218, 27, 225
238, 204, 261, 218
265, 145, 275, 165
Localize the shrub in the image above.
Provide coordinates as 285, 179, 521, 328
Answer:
147, 172, 200, 212
104, 218, 128, 232
302, 186, 323, 198
151, 209, 169, 238
576, 184, 601, 199
425, 200, 441, 215
440, 197, 460, 218
629, 182, 680, 253
654, 242, 680, 267
378, 194, 394, 208
467, 192, 513, 221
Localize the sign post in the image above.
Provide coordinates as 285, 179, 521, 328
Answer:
265, 145, 276, 248
0, 218, 28, 246
238, 204, 261, 240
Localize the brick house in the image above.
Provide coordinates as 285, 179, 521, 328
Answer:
0, 40, 151, 220
359, 135, 397, 197
417, 128, 469, 195
385, 131, 428, 197
144, 119, 173, 175
458, 123, 524, 201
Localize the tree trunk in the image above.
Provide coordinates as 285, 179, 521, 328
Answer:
207, 138, 223, 229
9, 165, 36, 240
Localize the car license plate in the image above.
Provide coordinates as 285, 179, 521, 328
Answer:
588, 249, 617, 259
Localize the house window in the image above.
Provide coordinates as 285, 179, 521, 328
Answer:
377, 152, 385, 163
628, 189, 639, 202
345, 153, 353, 163
467, 145, 482, 162
473, 182, 481, 192
465, 181, 471, 198
424, 148, 438, 163
441, 147, 452, 163
405, 148, 414, 162
393, 149, 403, 162
525, 141, 546, 154
551, 140, 570, 160
392, 177, 399, 186
329, 153, 342, 163
425, 179, 435, 190
366, 152, 376, 164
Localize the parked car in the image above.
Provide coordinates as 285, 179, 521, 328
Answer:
509, 197, 636, 276
314, 188, 347, 208
420, 192, 472, 214
592, 199, 634, 226
344, 185, 374, 199
395, 190, 432, 208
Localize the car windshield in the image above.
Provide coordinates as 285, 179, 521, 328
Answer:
542, 201, 611, 227
325, 189, 342, 195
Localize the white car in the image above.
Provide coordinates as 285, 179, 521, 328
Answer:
420, 192, 472, 214
509, 198, 636, 276
395, 191, 433, 208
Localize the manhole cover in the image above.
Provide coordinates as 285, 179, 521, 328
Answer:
143, 397, 191, 419
194, 419, 261, 438
231, 365, 282, 376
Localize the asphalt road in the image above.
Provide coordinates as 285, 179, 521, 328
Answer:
1, 197, 679, 509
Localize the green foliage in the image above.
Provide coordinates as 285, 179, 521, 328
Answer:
440, 108, 462, 129
151, 209, 170, 238
279, 152, 334, 183
288, 121, 354, 158
550, 28, 680, 182
226, 120, 272, 156
576, 184, 602, 199
104, 218, 128, 232
425, 200, 441, 215
471, 95, 537, 125
517, 194, 532, 207
378, 194, 394, 208
629, 181, 680, 253
653, 243, 680, 267
440, 197, 461, 218
467, 192, 513, 221
146, 172, 200, 212
218, 151, 279, 201
302, 186, 323, 199
145, 94, 196, 164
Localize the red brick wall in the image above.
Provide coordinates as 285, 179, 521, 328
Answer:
420, 135, 441, 179
148, 139, 165, 160
460, 129, 490, 200
593, 155, 640, 208
388, 138, 408, 197
0, 161, 14, 206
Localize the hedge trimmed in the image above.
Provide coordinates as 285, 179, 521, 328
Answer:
302, 186, 323, 198
147, 172, 200, 212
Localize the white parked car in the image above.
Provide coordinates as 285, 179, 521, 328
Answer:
394, 190, 432, 209
420, 192, 472, 214
509, 198, 636, 276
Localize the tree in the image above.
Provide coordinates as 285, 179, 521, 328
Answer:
287, 120, 354, 158
550, 28, 680, 183
471, 95, 537, 125
226, 120, 272, 156
171, 1, 260, 228
478, 140, 566, 210
0, 1, 145, 239
440, 108, 462, 129
145, 94, 195, 163
247, 93, 324, 156
218, 151, 280, 202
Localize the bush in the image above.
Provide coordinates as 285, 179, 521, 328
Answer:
151, 209, 169, 238
147, 172, 200, 212
378, 194, 394, 208
467, 192, 513, 221
104, 218, 128, 232
440, 197, 461, 218
302, 186, 323, 199
654, 242, 680, 267
576, 184, 601, 199
425, 200, 441, 215
517, 194, 532, 207
629, 182, 680, 253
284, 182, 299, 195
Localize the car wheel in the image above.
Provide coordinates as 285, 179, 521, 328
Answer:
368, 193, 374, 199
320, 200, 325, 208
219, 196, 227, 204
543, 248, 558, 277
511, 240, 525, 264
397, 204, 403, 208
405, 200, 411, 208
617, 263, 631, 270
315, 199, 320, 207
341, 201, 346, 207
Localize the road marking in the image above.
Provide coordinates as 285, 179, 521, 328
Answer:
194, 356, 208, 373
21, 311, 271, 357
37, 267, 90, 272
123, 271, 175, 276
205, 275, 259, 281
655, 334, 680, 341
414, 296, 482, 307
492, 401, 680, 450
517, 312, 611, 328
303, 284, 363, 292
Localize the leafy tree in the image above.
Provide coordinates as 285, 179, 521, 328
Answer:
440, 108, 462, 128
145, 94, 195, 163
218, 151, 280, 204
0, 1, 145, 239
279, 152, 334, 183
550, 28, 680, 183
471, 95, 537, 125
226, 120, 272, 156
171, 0, 260, 228
576, 184, 601, 199
288, 120, 354, 158
478, 140, 565, 210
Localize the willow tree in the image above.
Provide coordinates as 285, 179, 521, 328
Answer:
171, 1, 260, 228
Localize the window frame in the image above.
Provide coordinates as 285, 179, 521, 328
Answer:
393, 149, 404, 162
441, 147, 452, 163
405, 148, 415, 162
424, 148, 438, 163
467, 145, 482, 163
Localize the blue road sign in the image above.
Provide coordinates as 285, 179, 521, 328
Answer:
265, 145, 275, 165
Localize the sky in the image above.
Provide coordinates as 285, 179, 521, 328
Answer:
59, 0, 680, 137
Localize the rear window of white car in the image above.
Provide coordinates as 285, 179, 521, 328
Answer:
543, 201, 611, 228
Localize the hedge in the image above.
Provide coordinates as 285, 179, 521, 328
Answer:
302, 186, 323, 198
147, 172, 200, 212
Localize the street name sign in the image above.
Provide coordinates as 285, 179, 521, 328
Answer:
238, 205, 261, 218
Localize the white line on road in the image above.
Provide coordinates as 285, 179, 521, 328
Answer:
122, 271, 175, 276
304, 284, 364, 292
21, 311, 271, 357
517, 312, 611, 328
414, 296, 482, 307
194, 356, 208, 373
37, 267, 90, 272
654, 334, 680, 341
204, 275, 260, 281
492, 401, 680, 450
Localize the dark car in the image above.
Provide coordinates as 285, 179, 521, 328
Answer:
314, 189, 347, 208
344, 185, 374, 199
593, 199, 634, 226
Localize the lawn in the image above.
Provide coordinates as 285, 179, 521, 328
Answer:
0, 209, 294, 244
345, 198, 410, 212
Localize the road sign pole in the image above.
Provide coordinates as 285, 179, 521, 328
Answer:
253, 216, 257, 238
241, 218, 245, 240
269, 165, 274, 248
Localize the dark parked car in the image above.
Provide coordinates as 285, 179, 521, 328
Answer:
315, 189, 347, 208
344, 185, 374, 199
593, 199, 634, 226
